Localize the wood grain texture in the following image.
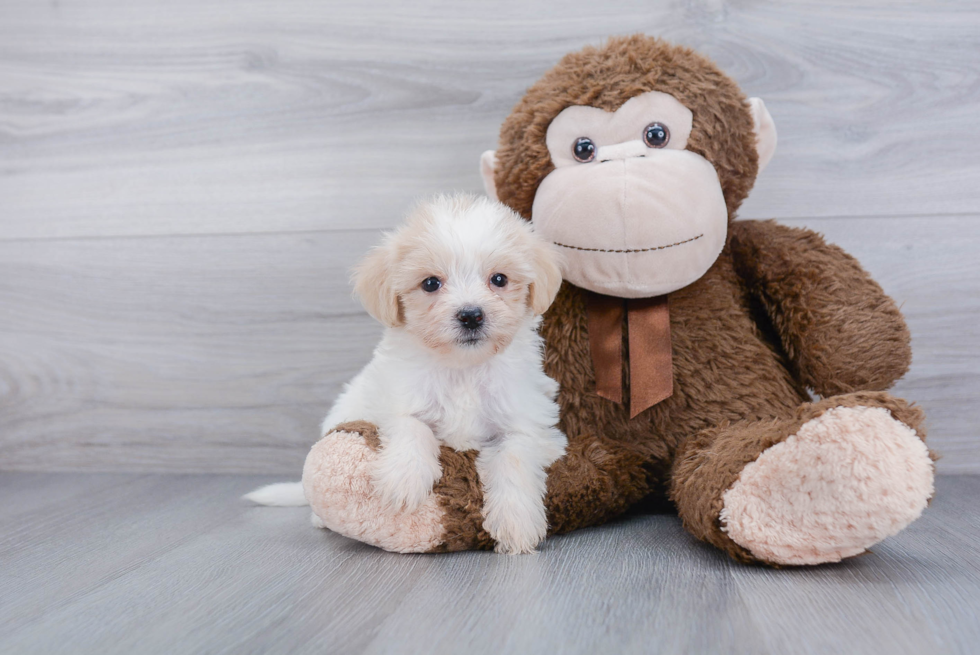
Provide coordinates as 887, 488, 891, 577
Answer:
1, 216, 976, 473
0, 230, 383, 473
0, 0, 978, 240
0, 472, 977, 654
0, 0, 978, 474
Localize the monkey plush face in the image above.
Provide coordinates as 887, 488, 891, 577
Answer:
532, 90, 728, 297
481, 36, 777, 298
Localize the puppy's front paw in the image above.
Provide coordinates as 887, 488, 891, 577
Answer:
371, 445, 442, 512
483, 499, 548, 555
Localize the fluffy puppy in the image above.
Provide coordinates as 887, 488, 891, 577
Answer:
250, 194, 566, 554
338, 193, 565, 553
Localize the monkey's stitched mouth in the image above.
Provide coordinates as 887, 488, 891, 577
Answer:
552, 233, 703, 254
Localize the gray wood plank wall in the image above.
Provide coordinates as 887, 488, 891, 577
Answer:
1, 0, 978, 473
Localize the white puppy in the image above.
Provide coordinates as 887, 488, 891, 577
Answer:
250, 194, 567, 554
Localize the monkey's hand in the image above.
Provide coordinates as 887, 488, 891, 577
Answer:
302, 421, 447, 553
729, 219, 911, 396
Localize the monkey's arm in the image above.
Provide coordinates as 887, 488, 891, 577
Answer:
728, 219, 911, 396
302, 423, 655, 553
433, 432, 654, 550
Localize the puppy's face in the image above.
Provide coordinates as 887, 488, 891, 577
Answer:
354, 195, 563, 367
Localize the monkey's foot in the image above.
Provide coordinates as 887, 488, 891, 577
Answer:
720, 406, 934, 566
302, 423, 445, 553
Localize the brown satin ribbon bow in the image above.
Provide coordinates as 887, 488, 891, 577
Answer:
586, 292, 673, 418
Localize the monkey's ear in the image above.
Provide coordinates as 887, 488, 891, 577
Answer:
352, 241, 403, 328
527, 239, 563, 316
480, 150, 499, 202
748, 98, 777, 174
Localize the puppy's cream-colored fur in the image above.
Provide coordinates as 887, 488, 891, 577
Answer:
249, 194, 566, 554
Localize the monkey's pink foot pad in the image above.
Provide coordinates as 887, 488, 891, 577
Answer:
721, 406, 934, 566
302, 429, 445, 553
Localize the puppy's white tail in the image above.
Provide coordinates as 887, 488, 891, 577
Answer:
243, 482, 308, 506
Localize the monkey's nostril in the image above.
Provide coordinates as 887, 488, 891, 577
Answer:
457, 307, 484, 330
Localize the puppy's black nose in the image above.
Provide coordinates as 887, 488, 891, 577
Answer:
457, 306, 484, 331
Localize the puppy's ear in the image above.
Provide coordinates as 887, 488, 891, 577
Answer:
527, 238, 563, 316
352, 239, 403, 328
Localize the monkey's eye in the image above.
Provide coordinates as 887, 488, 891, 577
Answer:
572, 137, 596, 163
421, 277, 442, 293
643, 122, 670, 148
489, 273, 508, 288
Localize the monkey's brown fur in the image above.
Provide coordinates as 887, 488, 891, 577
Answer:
426, 35, 922, 562
317, 36, 925, 564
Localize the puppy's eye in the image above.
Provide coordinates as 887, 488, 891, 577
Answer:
572, 137, 596, 163
421, 277, 442, 293
489, 273, 508, 288
643, 122, 670, 148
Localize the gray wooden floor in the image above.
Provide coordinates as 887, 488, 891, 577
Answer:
1, 472, 978, 655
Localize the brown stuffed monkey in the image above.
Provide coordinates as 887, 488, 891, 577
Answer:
302, 35, 935, 566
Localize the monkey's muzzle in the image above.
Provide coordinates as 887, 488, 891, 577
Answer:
531, 149, 728, 298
